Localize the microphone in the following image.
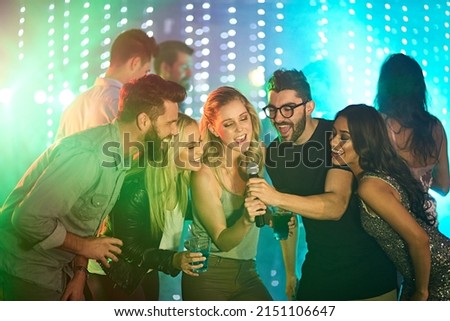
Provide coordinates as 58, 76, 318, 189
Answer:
247, 162, 265, 228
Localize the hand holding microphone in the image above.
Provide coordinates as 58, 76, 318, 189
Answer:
246, 162, 265, 228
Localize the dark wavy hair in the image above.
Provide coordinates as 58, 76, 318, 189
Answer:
336, 104, 433, 225
266, 68, 312, 101
117, 74, 186, 122
375, 53, 439, 164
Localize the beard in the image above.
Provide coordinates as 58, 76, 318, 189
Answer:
290, 112, 306, 143
144, 126, 164, 165
279, 108, 306, 143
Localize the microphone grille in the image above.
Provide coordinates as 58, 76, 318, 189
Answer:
246, 162, 259, 175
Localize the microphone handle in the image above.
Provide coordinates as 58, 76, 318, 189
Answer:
248, 173, 265, 228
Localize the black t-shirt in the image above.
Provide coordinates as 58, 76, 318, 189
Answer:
266, 119, 396, 300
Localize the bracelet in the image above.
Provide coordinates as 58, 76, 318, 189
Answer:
73, 265, 89, 277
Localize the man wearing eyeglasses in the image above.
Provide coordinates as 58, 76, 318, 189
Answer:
246, 68, 397, 301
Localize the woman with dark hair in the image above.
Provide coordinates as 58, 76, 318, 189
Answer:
331, 104, 450, 300
375, 53, 449, 225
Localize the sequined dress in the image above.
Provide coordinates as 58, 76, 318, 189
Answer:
360, 172, 450, 300
410, 164, 438, 226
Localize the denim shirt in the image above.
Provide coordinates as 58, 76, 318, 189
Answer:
0, 121, 128, 293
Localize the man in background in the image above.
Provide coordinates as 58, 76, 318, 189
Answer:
56, 29, 158, 139
153, 40, 194, 116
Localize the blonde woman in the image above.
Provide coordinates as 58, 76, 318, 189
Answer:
182, 86, 272, 301
88, 113, 204, 300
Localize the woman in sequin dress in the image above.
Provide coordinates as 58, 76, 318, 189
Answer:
330, 104, 450, 301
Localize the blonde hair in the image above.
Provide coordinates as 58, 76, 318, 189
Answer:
200, 86, 264, 189
145, 113, 197, 240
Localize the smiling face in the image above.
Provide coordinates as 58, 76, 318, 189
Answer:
174, 122, 203, 171
142, 100, 178, 162
330, 116, 359, 168
209, 99, 253, 154
151, 100, 179, 141
268, 89, 309, 144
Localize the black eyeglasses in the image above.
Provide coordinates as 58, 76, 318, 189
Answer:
263, 100, 310, 119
